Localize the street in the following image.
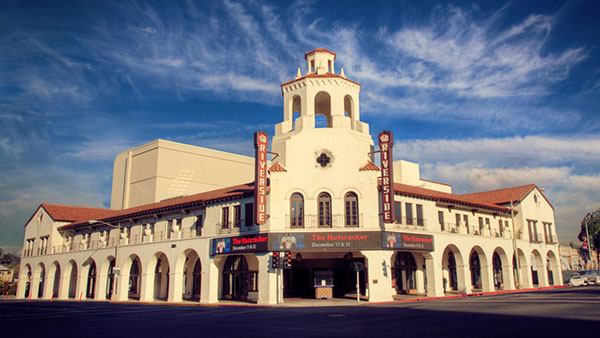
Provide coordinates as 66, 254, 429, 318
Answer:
1, 287, 599, 337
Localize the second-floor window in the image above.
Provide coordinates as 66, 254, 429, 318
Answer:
290, 193, 304, 228
394, 202, 402, 224
464, 215, 470, 234
233, 205, 241, 228
405, 203, 413, 225
318, 192, 332, 228
416, 204, 424, 226
195, 216, 203, 236
244, 203, 253, 227
345, 192, 359, 227
439, 211, 444, 231
222, 207, 230, 229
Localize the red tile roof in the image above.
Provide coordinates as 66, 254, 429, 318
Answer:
40, 203, 113, 223
460, 184, 553, 210
305, 48, 336, 60
391, 183, 513, 214
60, 182, 257, 230
359, 161, 380, 171
280, 73, 361, 89
268, 162, 287, 173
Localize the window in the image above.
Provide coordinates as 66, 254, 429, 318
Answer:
394, 202, 402, 223
244, 203, 254, 227
345, 192, 359, 227
176, 218, 183, 228
416, 204, 424, 226
464, 215, 470, 234
318, 193, 332, 228
195, 216, 203, 236
455, 214, 461, 231
149, 223, 155, 237
498, 219, 503, 237
438, 211, 444, 231
528, 220, 538, 242
485, 218, 490, 231
544, 222, 553, 243
233, 205, 241, 228
478, 217, 484, 233
222, 207, 230, 229
290, 193, 304, 228
404, 203, 413, 225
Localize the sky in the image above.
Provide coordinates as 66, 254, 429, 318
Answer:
1, 0, 599, 252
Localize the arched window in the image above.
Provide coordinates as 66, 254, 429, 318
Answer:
290, 193, 304, 228
318, 192, 332, 228
492, 252, 503, 290
345, 192, 359, 227
470, 252, 481, 289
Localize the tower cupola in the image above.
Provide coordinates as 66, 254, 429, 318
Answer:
275, 48, 369, 136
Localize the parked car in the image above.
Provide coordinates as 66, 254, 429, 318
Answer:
569, 270, 600, 286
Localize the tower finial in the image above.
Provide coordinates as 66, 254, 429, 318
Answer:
296, 67, 302, 79
340, 67, 346, 78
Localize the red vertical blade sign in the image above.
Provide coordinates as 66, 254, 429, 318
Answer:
254, 131, 268, 225
379, 131, 395, 223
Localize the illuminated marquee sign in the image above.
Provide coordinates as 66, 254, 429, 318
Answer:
269, 232, 382, 251
254, 131, 268, 224
382, 232, 434, 251
211, 234, 269, 255
379, 131, 395, 223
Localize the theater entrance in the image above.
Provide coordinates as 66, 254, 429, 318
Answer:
283, 252, 366, 299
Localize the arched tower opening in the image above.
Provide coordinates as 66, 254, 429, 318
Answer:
314, 91, 331, 128
291, 95, 302, 130
344, 95, 354, 130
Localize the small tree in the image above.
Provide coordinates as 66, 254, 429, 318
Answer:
578, 209, 600, 269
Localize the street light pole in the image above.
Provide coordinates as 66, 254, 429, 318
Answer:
584, 220, 594, 270
88, 220, 120, 301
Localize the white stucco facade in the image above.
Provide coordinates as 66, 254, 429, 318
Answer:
18, 48, 562, 305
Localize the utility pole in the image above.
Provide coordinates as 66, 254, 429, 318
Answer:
510, 200, 521, 289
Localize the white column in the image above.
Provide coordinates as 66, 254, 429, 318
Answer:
256, 253, 278, 305
139, 271, 153, 301
200, 256, 220, 304
481, 263, 495, 292
425, 253, 444, 297
169, 271, 183, 302
362, 251, 394, 302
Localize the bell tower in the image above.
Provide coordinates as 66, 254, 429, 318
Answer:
268, 48, 379, 232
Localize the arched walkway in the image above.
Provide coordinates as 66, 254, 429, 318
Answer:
469, 246, 490, 291
392, 252, 417, 294
22, 264, 32, 298
34, 263, 46, 299
221, 255, 258, 301
152, 252, 170, 301
442, 245, 465, 293
67, 260, 78, 299
49, 261, 61, 298
179, 249, 202, 301
546, 250, 561, 286
85, 259, 97, 299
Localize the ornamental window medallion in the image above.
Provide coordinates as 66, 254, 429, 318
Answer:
315, 149, 334, 169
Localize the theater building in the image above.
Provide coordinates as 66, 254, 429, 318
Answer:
17, 49, 562, 304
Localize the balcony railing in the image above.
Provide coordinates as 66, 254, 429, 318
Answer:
285, 214, 363, 229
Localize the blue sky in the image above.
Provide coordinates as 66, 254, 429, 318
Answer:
1, 0, 599, 251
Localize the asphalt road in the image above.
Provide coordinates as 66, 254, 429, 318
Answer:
1, 287, 599, 338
